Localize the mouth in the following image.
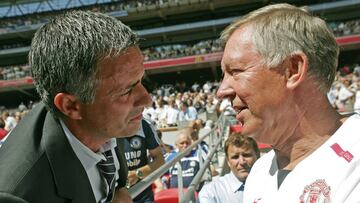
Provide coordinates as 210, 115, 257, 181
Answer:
130, 113, 143, 121
235, 107, 247, 126
237, 168, 249, 173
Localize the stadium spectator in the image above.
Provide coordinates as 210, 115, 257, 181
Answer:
187, 121, 219, 177
1, 111, 17, 132
179, 100, 198, 121
185, 99, 198, 121
165, 128, 207, 190
199, 133, 260, 203
0, 117, 8, 140
192, 81, 201, 92
164, 99, 180, 127
122, 118, 164, 203
193, 94, 206, 114
203, 81, 212, 94
0, 10, 152, 203
217, 3, 360, 202
187, 121, 208, 153
150, 128, 175, 193
353, 64, 360, 75
354, 81, 360, 112
154, 98, 168, 127
337, 78, 354, 112
205, 95, 218, 114
0, 117, 8, 148
143, 101, 157, 123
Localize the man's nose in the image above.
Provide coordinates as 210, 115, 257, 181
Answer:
135, 83, 152, 107
238, 155, 247, 165
216, 79, 236, 101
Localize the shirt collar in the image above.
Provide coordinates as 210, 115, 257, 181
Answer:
60, 119, 117, 170
227, 171, 245, 193
135, 120, 145, 138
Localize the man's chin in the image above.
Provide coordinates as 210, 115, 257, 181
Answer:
118, 122, 141, 137
235, 173, 248, 182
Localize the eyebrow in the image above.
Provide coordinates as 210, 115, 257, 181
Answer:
127, 80, 140, 90
106, 79, 140, 96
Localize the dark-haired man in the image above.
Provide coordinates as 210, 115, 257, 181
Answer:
0, 10, 151, 203
199, 133, 259, 202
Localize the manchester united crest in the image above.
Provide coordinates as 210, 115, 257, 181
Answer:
299, 179, 331, 203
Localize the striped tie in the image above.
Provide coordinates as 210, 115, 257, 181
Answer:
97, 150, 116, 202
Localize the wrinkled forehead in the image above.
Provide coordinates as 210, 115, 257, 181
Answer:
221, 26, 256, 70
227, 143, 254, 154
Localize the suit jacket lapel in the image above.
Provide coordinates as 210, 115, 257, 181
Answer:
42, 111, 96, 203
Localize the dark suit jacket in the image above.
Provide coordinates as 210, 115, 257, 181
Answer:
0, 103, 128, 203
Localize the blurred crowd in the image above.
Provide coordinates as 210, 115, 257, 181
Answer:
0, 64, 30, 80
142, 39, 222, 61
329, 19, 360, 36
2, 66, 360, 143
328, 64, 360, 113
0, 80, 229, 143
0, 101, 36, 142
0, 17, 359, 50
1, 26, 359, 80
0, 38, 222, 80
143, 80, 232, 129
0, 0, 359, 35
0, 0, 360, 144
0, 0, 175, 31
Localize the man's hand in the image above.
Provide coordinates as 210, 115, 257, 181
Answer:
112, 187, 133, 203
127, 170, 138, 187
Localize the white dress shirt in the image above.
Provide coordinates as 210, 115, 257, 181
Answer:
60, 120, 120, 203
199, 171, 245, 203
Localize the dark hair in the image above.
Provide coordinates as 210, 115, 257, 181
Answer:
29, 10, 138, 117
225, 132, 260, 158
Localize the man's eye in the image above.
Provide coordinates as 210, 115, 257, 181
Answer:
242, 153, 253, 157
231, 155, 239, 159
118, 80, 140, 97
119, 88, 132, 96
230, 69, 243, 76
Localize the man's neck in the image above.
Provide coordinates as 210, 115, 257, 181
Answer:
61, 118, 108, 152
274, 135, 330, 170
274, 96, 344, 170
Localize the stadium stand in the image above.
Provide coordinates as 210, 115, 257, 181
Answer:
0, 1, 360, 201
0, 0, 358, 130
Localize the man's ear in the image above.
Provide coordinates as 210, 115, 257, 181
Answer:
54, 93, 83, 120
285, 52, 309, 90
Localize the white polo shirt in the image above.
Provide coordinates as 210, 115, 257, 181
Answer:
244, 114, 360, 203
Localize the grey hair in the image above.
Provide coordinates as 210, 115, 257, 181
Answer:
220, 3, 339, 92
29, 10, 138, 117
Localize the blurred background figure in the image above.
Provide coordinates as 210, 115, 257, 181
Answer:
165, 129, 207, 191
122, 118, 164, 203
199, 133, 260, 203
0, 117, 8, 145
